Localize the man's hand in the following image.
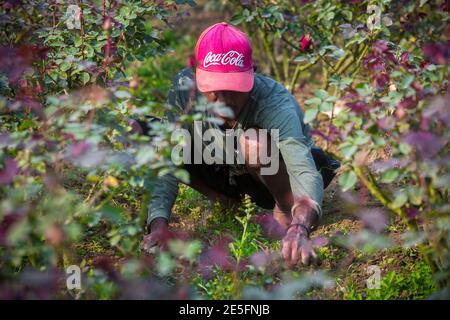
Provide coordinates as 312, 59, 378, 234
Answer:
281, 224, 317, 267
280, 197, 320, 267
142, 217, 168, 254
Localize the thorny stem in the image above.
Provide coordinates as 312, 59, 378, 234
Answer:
261, 17, 336, 73
354, 166, 441, 276
289, 63, 313, 94
351, 43, 370, 78
260, 29, 281, 82
354, 165, 415, 229
78, 0, 86, 60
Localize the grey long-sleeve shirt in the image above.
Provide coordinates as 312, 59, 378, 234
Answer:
147, 68, 324, 226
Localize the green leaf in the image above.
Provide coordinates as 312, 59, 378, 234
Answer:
326, 11, 335, 21
407, 186, 423, 206
174, 169, 190, 184
294, 55, 308, 63
320, 102, 333, 113
381, 168, 400, 183
274, 12, 284, 22
305, 97, 322, 105
100, 205, 124, 224
399, 74, 415, 89
355, 83, 372, 96
19, 119, 35, 130
129, 175, 144, 188
114, 90, 132, 99
391, 190, 408, 209
354, 134, 370, 145
339, 170, 357, 191
230, 14, 245, 25
314, 89, 329, 99
85, 46, 95, 58
342, 10, 352, 21
373, 136, 386, 146
399, 142, 411, 155
7, 219, 30, 244
120, 6, 131, 18
65, 223, 83, 241
157, 252, 175, 276
60, 62, 71, 72
304, 108, 318, 123
340, 143, 358, 159
127, 226, 139, 236
136, 146, 155, 166
110, 234, 122, 246
81, 72, 90, 85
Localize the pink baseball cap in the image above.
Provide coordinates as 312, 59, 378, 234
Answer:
195, 22, 254, 93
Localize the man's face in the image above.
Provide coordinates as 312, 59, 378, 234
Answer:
201, 90, 250, 119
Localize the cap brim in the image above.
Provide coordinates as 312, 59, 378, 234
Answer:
196, 68, 254, 93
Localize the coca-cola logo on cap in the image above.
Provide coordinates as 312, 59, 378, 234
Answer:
203, 50, 245, 69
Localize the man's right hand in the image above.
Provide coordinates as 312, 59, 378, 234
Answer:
142, 217, 169, 254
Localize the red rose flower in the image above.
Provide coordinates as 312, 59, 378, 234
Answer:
299, 34, 312, 51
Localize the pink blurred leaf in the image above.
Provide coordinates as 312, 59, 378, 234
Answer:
0, 208, 27, 246
253, 214, 286, 240
400, 51, 414, 70
371, 158, 409, 173
422, 42, 450, 65
0, 133, 11, 147
398, 97, 416, 109
358, 208, 388, 233
346, 101, 370, 115
311, 236, 328, 248
70, 140, 92, 158
373, 72, 390, 91
423, 95, 450, 126
249, 250, 280, 269
198, 237, 235, 278
0, 158, 19, 185
403, 131, 446, 158
377, 116, 395, 130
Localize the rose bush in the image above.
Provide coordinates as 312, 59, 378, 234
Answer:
228, 0, 449, 293
0, 0, 448, 299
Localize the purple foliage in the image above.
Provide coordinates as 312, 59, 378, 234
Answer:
311, 236, 328, 248
346, 101, 370, 115
400, 51, 415, 70
358, 208, 388, 233
398, 96, 416, 110
423, 95, 450, 126
198, 237, 236, 278
371, 158, 409, 173
0, 209, 26, 246
249, 251, 271, 269
0, 45, 49, 85
422, 42, 450, 65
253, 214, 286, 240
404, 131, 446, 158
377, 116, 396, 130
70, 140, 92, 158
0, 158, 19, 185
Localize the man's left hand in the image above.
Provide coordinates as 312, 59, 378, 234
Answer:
281, 224, 317, 267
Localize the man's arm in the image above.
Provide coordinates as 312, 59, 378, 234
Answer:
278, 137, 324, 215
146, 173, 179, 231
257, 93, 324, 216
145, 68, 194, 233
257, 93, 323, 266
